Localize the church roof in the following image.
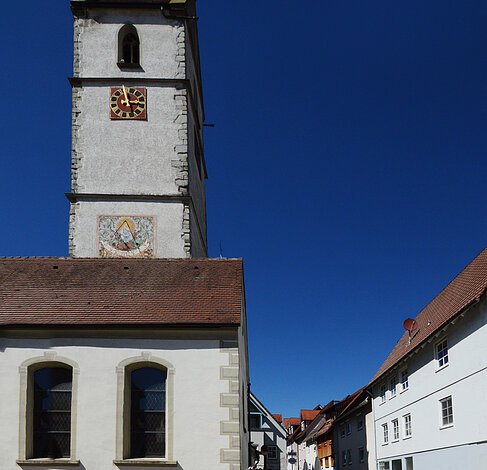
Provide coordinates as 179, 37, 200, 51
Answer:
0, 258, 244, 328
371, 248, 487, 384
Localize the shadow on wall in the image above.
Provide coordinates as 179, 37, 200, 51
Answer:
19, 460, 188, 470
0, 336, 235, 353
18, 464, 87, 470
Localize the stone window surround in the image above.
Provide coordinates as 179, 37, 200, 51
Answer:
17, 352, 80, 466
115, 353, 177, 467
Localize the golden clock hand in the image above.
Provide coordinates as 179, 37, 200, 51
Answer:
122, 85, 130, 106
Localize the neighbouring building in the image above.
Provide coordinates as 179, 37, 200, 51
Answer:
368, 248, 487, 470
249, 393, 287, 470
0, 1, 251, 470
284, 407, 323, 470
332, 388, 371, 470
284, 418, 301, 470
286, 390, 374, 470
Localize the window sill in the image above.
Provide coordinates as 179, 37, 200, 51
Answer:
114, 459, 178, 467
440, 424, 454, 430
389, 394, 397, 400
400, 387, 409, 394
117, 62, 143, 70
436, 363, 449, 373
403, 435, 412, 440
17, 459, 81, 466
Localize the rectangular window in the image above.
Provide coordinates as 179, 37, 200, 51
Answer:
346, 422, 352, 435
347, 449, 352, 465
267, 445, 278, 460
392, 419, 399, 441
405, 456, 414, 470
342, 450, 347, 466
380, 383, 386, 403
357, 414, 363, 431
250, 413, 262, 430
390, 376, 397, 398
379, 462, 390, 470
358, 446, 364, 463
392, 460, 403, 470
404, 414, 412, 437
401, 369, 409, 391
340, 425, 345, 438
436, 339, 449, 368
382, 423, 389, 444
440, 396, 454, 427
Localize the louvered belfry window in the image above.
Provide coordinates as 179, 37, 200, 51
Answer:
130, 367, 167, 458
33, 367, 72, 458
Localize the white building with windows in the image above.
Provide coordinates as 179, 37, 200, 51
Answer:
368, 248, 487, 470
249, 393, 287, 470
0, 1, 251, 469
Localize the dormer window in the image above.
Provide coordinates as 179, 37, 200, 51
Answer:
118, 24, 140, 68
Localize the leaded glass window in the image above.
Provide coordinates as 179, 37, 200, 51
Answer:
33, 367, 72, 458
130, 367, 167, 458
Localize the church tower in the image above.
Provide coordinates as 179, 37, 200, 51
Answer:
68, 0, 207, 259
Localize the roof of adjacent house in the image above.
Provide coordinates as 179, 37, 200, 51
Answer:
0, 258, 244, 328
272, 414, 283, 424
310, 421, 333, 441
333, 388, 369, 424
283, 417, 300, 429
300, 409, 321, 422
371, 248, 487, 384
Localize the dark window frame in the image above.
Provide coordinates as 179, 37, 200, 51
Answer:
118, 24, 141, 68
31, 365, 73, 459
127, 365, 167, 459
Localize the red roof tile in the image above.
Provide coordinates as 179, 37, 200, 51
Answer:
272, 414, 283, 424
371, 248, 487, 383
284, 417, 300, 428
0, 258, 243, 327
300, 409, 321, 422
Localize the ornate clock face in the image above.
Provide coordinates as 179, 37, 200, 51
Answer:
109, 86, 147, 120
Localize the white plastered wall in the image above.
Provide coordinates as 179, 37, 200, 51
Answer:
71, 200, 186, 258
0, 332, 241, 470
372, 297, 487, 469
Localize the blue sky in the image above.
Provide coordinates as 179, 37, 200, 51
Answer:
1, 1, 486, 417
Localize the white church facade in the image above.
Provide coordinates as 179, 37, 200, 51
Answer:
0, 1, 250, 470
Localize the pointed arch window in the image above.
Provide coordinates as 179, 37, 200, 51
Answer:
118, 24, 140, 68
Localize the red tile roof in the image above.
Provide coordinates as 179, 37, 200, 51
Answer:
284, 417, 300, 428
371, 248, 487, 383
300, 409, 321, 422
272, 414, 283, 424
0, 258, 244, 327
